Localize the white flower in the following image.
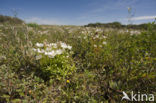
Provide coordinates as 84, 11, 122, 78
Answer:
34, 41, 71, 59
95, 35, 99, 38
36, 43, 44, 47
84, 36, 87, 39
103, 41, 107, 45
45, 51, 54, 55
46, 47, 51, 51
102, 36, 107, 39
36, 55, 42, 60
33, 48, 44, 53
56, 49, 63, 55
60, 42, 72, 50
82, 31, 85, 34
47, 43, 58, 48
44, 51, 56, 58
37, 49, 44, 53
53, 44, 57, 48
32, 48, 37, 52
67, 45, 72, 50
60, 42, 68, 49
94, 45, 97, 48
44, 52, 49, 55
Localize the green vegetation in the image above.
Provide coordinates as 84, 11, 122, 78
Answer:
27, 23, 39, 28
85, 21, 156, 30
0, 16, 156, 102
0, 15, 23, 25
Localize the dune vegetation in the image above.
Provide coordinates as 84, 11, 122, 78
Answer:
0, 16, 156, 102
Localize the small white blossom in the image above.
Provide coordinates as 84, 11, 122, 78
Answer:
36, 55, 42, 60
46, 47, 51, 51
103, 41, 107, 45
102, 36, 107, 39
36, 43, 44, 47
38, 49, 44, 53
33, 48, 44, 53
67, 45, 72, 50
60, 42, 72, 50
61, 42, 68, 49
56, 49, 63, 55
45, 51, 56, 58
84, 36, 87, 39
95, 35, 99, 38
94, 45, 97, 48
32, 48, 37, 52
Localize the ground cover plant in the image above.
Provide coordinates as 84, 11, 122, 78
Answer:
0, 17, 156, 102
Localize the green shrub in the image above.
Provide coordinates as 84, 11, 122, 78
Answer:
27, 23, 39, 28
33, 42, 76, 82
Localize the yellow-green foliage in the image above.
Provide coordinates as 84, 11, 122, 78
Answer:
39, 52, 76, 81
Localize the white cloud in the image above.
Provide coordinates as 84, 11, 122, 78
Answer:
25, 17, 63, 25
131, 16, 156, 21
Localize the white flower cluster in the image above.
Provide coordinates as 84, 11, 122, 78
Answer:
60, 42, 72, 50
36, 43, 44, 47
33, 42, 72, 59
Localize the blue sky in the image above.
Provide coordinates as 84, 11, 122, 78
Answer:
0, 0, 156, 25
